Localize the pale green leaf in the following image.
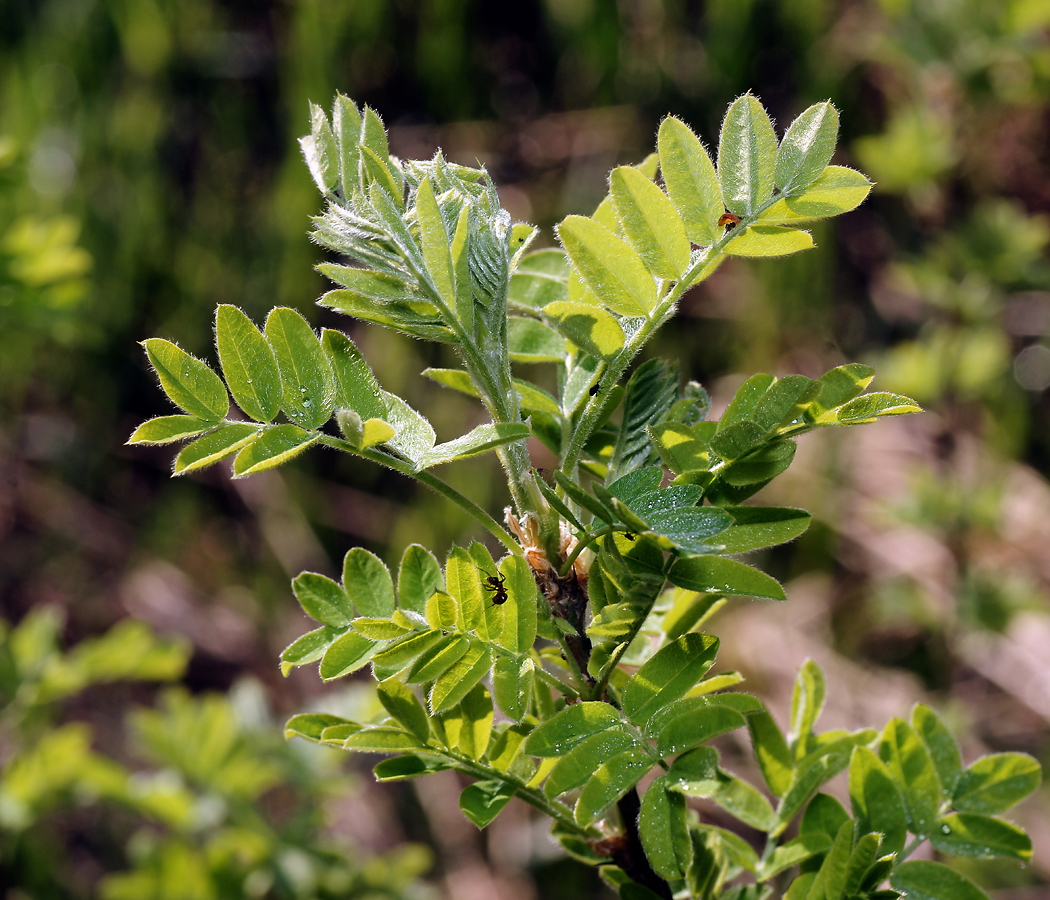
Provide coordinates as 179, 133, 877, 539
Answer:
457, 683, 494, 759
445, 547, 483, 631
952, 753, 1042, 815
284, 712, 355, 742
343, 548, 395, 617
332, 93, 361, 199
424, 591, 458, 631
292, 572, 353, 627
429, 642, 492, 714
416, 176, 455, 306
343, 727, 425, 754
128, 415, 213, 445
556, 215, 656, 316
761, 166, 872, 223
658, 116, 723, 246
611, 165, 690, 279
542, 300, 626, 359
398, 544, 444, 614
726, 225, 814, 258
418, 423, 531, 469
507, 248, 569, 310
833, 391, 923, 424
878, 717, 942, 834
748, 710, 794, 798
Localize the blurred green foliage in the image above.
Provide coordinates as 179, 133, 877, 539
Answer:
2, 0, 1049, 896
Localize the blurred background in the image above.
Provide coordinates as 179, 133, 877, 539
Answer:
1, 0, 1049, 897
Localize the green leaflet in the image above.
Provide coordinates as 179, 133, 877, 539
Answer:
406, 634, 469, 683
748, 709, 794, 798
332, 93, 361, 200
717, 93, 777, 218
214, 305, 282, 422
264, 307, 336, 430
173, 423, 259, 475
656, 705, 746, 757
524, 702, 626, 757
492, 656, 532, 722
789, 660, 826, 758
930, 813, 1032, 862
890, 860, 993, 900
460, 780, 516, 828
507, 248, 570, 309
292, 571, 354, 627
658, 116, 723, 246
726, 225, 814, 258
556, 215, 656, 316
128, 415, 213, 445
638, 776, 691, 881
757, 833, 830, 881
497, 555, 537, 655
417, 423, 531, 470
878, 717, 942, 834
912, 704, 963, 800
284, 712, 355, 742
544, 728, 640, 798
718, 507, 812, 553
508, 317, 566, 362
319, 632, 379, 681
279, 625, 341, 674
574, 747, 656, 826
621, 633, 720, 727
607, 359, 678, 482
761, 166, 872, 223
444, 547, 483, 631
142, 338, 229, 422
415, 176, 455, 307
849, 746, 908, 857
233, 424, 319, 477
376, 678, 431, 743
774, 101, 839, 196
342, 548, 395, 617
452, 683, 494, 758
397, 544, 444, 614
300, 100, 338, 194
952, 752, 1042, 814
343, 727, 425, 754
542, 300, 626, 359
666, 556, 787, 601
610, 165, 690, 279
320, 329, 388, 420
373, 755, 451, 781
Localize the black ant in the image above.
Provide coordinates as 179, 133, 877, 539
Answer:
483, 571, 508, 605
624, 532, 636, 541
589, 382, 601, 396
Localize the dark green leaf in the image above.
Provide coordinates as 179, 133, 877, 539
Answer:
656, 705, 746, 756
667, 556, 787, 601
930, 813, 1032, 862
890, 860, 992, 900
373, 754, 451, 781
719, 507, 811, 553
774, 101, 839, 196
639, 776, 690, 881
377, 678, 431, 743
717, 93, 777, 217
292, 572, 353, 628
878, 717, 942, 834
524, 702, 626, 757
233, 424, 319, 477
460, 780, 516, 828
319, 631, 380, 681
575, 748, 656, 826
320, 329, 387, 420
622, 633, 720, 727
800, 793, 849, 841
720, 440, 797, 485
214, 305, 282, 422
849, 746, 908, 858
264, 307, 336, 430
284, 712, 355, 742
607, 359, 679, 482
142, 338, 229, 422
544, 729, 640, 798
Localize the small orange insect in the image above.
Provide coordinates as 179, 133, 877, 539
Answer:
718, 212, 741, 229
